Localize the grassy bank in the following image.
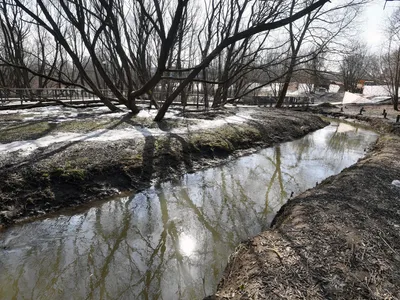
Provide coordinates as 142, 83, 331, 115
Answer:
0, 108, 327, 227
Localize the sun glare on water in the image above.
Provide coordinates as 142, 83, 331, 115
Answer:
180, 234, 196, 256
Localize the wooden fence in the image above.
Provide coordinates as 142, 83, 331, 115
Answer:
0, 88, 311, 110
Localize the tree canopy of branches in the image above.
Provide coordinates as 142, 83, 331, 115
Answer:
340, 43, 370, 93
381, 7, 400, 111
274, 0, 365, 107
0, 0, 360, 120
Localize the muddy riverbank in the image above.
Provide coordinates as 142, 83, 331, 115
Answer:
311, 103, 400, 135
0, 108, 327, 227
209, 109, 400, 299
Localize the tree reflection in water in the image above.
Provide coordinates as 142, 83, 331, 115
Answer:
0, 122, 378, 300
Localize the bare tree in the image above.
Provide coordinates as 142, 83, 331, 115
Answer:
295, 49, 328, 95
382, 7, 400, 111
0, 0, 33, 101
275, 0, 365, 107
340, 42, 369, 93
154, 0, 332, 120
3, 0, 333, 120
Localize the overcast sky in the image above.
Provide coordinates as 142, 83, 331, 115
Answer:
362, 0, 398, 51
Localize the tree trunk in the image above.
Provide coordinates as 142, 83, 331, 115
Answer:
149, 92, 160, 109
276, 63, 295, 108
128, 93, 140, 114
394, 49, 400, 111
202, 69, 209, 109
212, 85, 223, 108
99, 96, 120, 112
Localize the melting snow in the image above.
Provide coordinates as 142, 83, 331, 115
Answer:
363, 86, 390, 97
0, 128, 163, 156
392, 180, 400, 188
0, 108, 254, 156
342, 92, 374, 105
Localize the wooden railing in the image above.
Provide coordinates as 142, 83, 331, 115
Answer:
0, 88, 312, 109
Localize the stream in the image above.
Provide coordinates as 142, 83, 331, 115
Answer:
0, 122, 378, 300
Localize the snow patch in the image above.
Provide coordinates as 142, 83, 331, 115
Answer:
0, 128, 164, 156
392, 180, 400, 188
329, 84, 341, 93
97, 111, 129, 119
363, 85, 389, 97
342, 92, 374, 105
0, 105, 129, 119
343, 92, 394, 105
0, 110, 253, 156
136, 108, 183, 120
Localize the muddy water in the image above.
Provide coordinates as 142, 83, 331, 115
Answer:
0, 122, 378, 300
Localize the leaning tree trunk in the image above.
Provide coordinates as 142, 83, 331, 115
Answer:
99, 96, 120, 112
276, 61, 295, 108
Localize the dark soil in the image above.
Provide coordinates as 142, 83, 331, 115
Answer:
0, 108, 327, 228
208, 107, 400, 299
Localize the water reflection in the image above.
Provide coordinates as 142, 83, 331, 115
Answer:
0, 122, 378, 300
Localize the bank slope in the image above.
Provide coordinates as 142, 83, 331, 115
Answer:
0, 109, 327, 227
211, 133, 400, 299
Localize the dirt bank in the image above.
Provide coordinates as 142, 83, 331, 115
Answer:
0, 108, 327, 227
312, 103, 400, 135
209, 110, 400, 299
